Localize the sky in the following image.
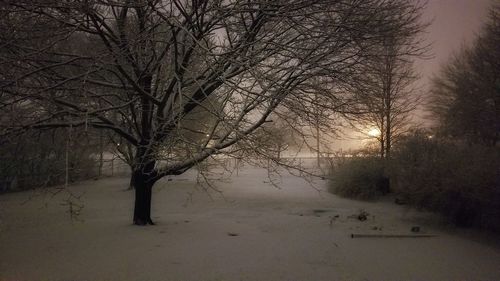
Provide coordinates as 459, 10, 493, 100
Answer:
418, 0, 492, 89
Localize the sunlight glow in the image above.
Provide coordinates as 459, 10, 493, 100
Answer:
367, 128, 381, 137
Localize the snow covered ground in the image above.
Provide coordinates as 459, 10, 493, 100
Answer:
1, 166, 499, 281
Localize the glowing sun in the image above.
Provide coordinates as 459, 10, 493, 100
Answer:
367, 128, 380, 137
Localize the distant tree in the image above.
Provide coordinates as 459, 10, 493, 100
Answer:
430, 5, 499, 146
347, 5, 428, 159
254, 111, 302, 160
1, 0, 427, 225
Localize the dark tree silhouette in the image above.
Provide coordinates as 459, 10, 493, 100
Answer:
1, 0, 427, 225
430, 5, 499, 146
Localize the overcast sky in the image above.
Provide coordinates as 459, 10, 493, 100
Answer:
419, 0, 492, 86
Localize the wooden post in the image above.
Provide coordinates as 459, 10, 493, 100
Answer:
314, 93, 321, 170
98, 130, 103, 177
351, 233, 436, 238
316, 119, 320, 169
65, 125, 72, 187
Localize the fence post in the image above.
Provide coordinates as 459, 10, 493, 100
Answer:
98, 131, 103, 177
65, 125, 72, 187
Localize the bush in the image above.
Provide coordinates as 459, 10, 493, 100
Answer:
328, 132, 500, 231
328, 156, 389, 200
0, 128, 101, 191
390, 132, 500, 230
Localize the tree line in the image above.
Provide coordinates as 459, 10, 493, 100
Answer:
330, 3, 500, 231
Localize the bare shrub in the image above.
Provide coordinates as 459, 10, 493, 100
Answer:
390, 132, 500, 230
328, 154, 388, 200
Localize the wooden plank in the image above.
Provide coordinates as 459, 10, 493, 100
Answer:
351, 233, 437, 238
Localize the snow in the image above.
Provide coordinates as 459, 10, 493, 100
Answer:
1, 166, 500, 281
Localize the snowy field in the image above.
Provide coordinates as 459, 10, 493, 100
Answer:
1, 166, 500, 281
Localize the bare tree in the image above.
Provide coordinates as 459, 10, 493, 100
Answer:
1, 0, 427, 225
346, 2, 428, 159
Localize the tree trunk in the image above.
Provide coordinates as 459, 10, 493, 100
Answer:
132, 170, 156, 225
379, 120, 385, 159
127, 170, 135, 190
385, 111, 391, 159
133, 73, 156, 225
380, 139, 385, 159
133, 171, 154, 225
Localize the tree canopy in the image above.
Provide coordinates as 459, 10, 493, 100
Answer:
0, 0, 427, 224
